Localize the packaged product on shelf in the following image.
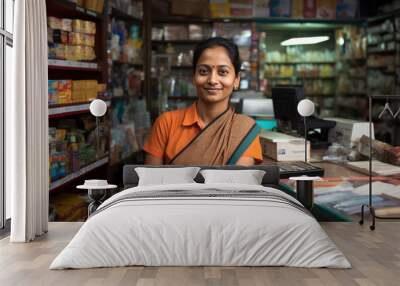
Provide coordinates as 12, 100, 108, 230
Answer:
304, 0, 316, 18
65, 45, 96, 61
72, 19, 96, 35
336, 0, 358, 18
209, 2, 231, 18
316, 0, 336, 19
253, 0, 270, 17
270, 0, 291, 17
48, 16, 63, 30
171, 0, 209, 17
152, 27, 164, 41
85, 0, 105, 14
188, 25, 203, 40
68, 32, 95, 47
72, 80, 99, 102
230, 2, 254, 18
48, 28, 69, 44
164, 25, 189, 41
48, 43, 66, 60
291, 0, 304, 18
48, 80, 72, 104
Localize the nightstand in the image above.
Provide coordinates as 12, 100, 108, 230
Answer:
289, 176, 321, 210
77, 180, 117, 216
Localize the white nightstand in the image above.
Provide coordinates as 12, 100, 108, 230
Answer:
77, 180, 117, 216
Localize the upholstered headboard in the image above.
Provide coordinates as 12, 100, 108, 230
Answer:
123, 165, 280, 189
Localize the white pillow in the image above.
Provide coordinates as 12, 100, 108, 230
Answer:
135, 167, 201, 186
200, 169, 266, 185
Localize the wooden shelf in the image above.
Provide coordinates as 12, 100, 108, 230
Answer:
112, 60, 143, 68
49, 100, 111, 118
367, 49, 396, 54
262, 61, 335, 64
47, 0, 104, 20
111, 95, 135, 100
265, 76, 335, 79
171, 65, 192, 69
48, 59, 100, 71
49, 156, 109, 192
153, 17, 365, 25
306, 93, 335, 97
168, 96, 196, 101
152, 40, 203, 44
111, 7, 142, 23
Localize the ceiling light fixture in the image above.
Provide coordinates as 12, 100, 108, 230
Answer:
281, 36, 330, 46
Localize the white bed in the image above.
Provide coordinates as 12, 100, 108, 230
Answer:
50, 183, 351, 269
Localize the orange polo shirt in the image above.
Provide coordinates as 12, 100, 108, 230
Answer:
143, 103, 263, 164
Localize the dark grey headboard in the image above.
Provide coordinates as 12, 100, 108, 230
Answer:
123, 165, 280, 189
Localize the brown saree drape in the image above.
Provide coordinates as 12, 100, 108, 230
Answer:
169, 107, 258, 165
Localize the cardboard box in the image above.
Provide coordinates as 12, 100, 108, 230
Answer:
270, 0, 291, 17
260, 131, 310, 161
171, 0, 210, 18
316, 0, 336, 19
304, 0, 316, 18
326, 117, 374, 148
253, 0, 270, 17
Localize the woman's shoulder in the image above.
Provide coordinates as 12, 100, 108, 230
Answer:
234, 113, 256, 124
154, 106, 188, 125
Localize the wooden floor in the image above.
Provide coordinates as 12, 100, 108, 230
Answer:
1, 221, 399, 286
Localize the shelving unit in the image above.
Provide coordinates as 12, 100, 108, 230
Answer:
108, 0, 149, 174
49, 100, 111, 118
366, 12, 400, 145
257, 24, 339, 116
46, 0, 110, 221
50, 156, 109, 192
334, 25, 367, 120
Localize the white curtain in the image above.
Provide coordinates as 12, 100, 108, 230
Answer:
7, 0, 49, 242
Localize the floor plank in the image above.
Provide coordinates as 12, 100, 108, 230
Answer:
0, 221, 399, 286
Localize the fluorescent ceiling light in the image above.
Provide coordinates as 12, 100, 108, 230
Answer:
281, 36, 330, 46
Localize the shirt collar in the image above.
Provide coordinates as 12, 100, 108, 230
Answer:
182, 102, 201, 127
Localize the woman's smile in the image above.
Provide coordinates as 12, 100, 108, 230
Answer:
193, 46, 240, 104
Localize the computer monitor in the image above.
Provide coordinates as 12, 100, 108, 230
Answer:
271, 85, 305, 132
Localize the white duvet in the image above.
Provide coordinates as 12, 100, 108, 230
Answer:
50, 183, 351, 269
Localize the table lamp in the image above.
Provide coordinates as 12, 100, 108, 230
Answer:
297, 99, 315, 162
89, 99, 107, 158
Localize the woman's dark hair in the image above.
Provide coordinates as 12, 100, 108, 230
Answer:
192, 37, 241, 75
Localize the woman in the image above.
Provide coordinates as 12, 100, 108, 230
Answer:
144, 37, 262, 166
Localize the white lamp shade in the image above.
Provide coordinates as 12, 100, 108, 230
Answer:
89, 99, 107, 117
297, 99, 315, 117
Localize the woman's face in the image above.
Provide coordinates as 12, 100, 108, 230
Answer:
193, 46, 240, 104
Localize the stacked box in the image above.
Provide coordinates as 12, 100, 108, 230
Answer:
48, 80, 72, 105
72, 19, 96, 35
68, 32, 95, 47
304, 0, 316, 18
316, 0, 336, 19
254, 0, 270, 17
292, 0, 304, 18
210, 0, 231, 18
270, 0, 291, 17
71, 80, 98, 102
64, 45, 96, 61
48, 17, 72, 31
336, 0, 358, 18
85, 0, 105, 13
